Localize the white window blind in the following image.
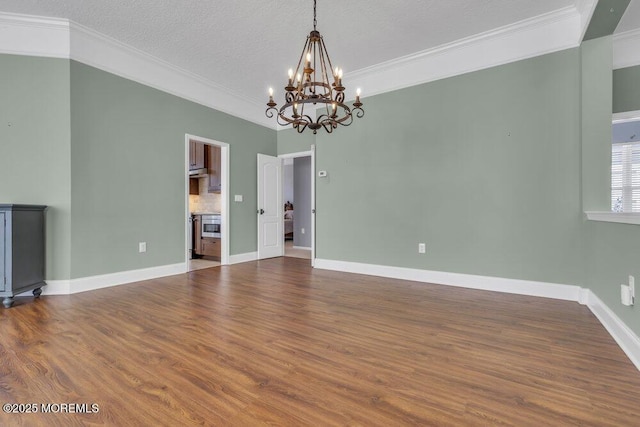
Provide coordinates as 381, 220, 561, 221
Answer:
612, 141, 640, 212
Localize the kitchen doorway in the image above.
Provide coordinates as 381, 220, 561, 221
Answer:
185, 134, 229, 271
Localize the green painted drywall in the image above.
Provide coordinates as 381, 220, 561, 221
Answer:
0, 54, 71, 280
70, 61, 276, 278
584, 222, 640, 333
581, 37, 613, 212
277, 127, 315, 155
582, 37, 640, 336
314, 48, 584, 286
583, 0, 631, 41
613, 65, 640, 113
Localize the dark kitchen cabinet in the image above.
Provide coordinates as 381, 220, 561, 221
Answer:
189, 140, 206, 170
0, 204, 47, 308
207, 145, 221, 193
189, 178, 199, 195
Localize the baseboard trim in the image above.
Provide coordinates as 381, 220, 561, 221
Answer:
584, 290, 640, 371
292, 246, 312, 250
314, 258, 640, 371
314, 258, 582, 301
39, 262, 187, 295
37, 280, 71, 295
229, 252, 258, 264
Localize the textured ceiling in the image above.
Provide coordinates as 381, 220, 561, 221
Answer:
0, 0, 584, 106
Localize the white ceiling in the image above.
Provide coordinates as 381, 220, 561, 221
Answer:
617, 0, 640, 33
1, 0, 638, 127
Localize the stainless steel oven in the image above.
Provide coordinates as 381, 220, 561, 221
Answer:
201, 214, 221, 238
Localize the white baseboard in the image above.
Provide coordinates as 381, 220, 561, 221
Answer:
35, 262, 187, 295
38, 280, 71, 295
314, 258, 582, 301
229, 251, 258, 264
584, 290, 640, 371
292, 246, 312, 250
314, 258, 640, 371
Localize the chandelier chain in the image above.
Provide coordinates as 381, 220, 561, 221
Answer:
313, 0, 317, 30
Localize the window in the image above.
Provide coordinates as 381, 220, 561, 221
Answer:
611, 141, 640, 212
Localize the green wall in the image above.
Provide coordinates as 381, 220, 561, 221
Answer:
0, 55, 71, 280
584, 38, 640, 333
1, 55, 276, 281
613, 65, 640, 113
69, 61, 276, 278
277, 127, 315, 155
582, 37, 613, 211
312, 48, 584, 286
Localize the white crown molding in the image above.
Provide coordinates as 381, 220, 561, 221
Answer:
613, 28, 640, 70
2, 6, 591, 128
68, 22, 274, 129
0, 12, 274, 129
576, 0, 599, 42
0, 12, 70, 58
346, 6, 583, 99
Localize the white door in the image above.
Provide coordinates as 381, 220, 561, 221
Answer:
257, 154, 283, 259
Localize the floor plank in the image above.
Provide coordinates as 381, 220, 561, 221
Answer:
1, 257, 639, 426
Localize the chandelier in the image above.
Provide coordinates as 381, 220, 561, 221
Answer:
265, 0, 364, 134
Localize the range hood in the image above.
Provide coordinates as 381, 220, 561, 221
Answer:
189, 168, 208, 177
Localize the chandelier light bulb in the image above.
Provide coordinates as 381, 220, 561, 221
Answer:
288, 69, 293, 79
297, 73, 302, 83
269, 87, 274, 96
356, 88, 361, 96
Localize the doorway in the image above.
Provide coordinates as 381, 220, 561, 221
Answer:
279, 149, 314, 264
185, 134, 230, 271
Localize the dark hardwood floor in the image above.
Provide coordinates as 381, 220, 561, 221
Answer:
1, 257, 639, 426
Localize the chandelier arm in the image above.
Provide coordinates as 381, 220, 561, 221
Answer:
352, 107, 365, 119
276, 114, 295, 126
266, 107, 277, 119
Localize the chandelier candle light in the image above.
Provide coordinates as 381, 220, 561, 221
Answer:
266, 0, 364, 134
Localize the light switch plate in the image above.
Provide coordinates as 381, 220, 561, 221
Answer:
234, 195, 243, 202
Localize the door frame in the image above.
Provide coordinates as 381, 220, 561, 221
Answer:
278, 146, 316, 266
184, 134, 230, 266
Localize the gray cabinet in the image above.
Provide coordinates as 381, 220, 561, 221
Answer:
0, 204, 47, 308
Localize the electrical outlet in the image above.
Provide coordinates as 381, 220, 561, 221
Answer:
301, 228, 305, 234
418, 243, 426, 254
139, 242, 147, 253
235, 194, 243, 202
621, 284, 633, 306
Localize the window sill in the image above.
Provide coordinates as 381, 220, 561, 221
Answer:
584, 211, 640, 225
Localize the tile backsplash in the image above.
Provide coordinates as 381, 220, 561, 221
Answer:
189, 176, 221, 213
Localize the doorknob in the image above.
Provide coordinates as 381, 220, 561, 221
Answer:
257, 209, 265, 215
